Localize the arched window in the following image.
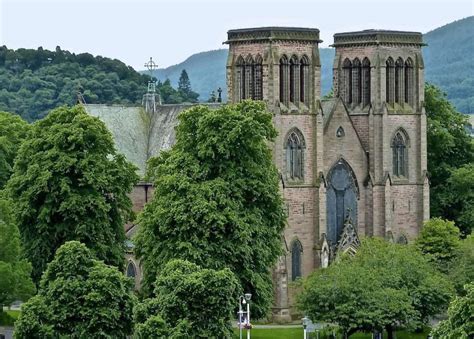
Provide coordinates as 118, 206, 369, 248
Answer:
289, 55, 299, 104
352, 58, 362, 105
395, 58, 404, 104
392, 130, 408, 177
291, 239, 303, 281
300, 55, 310, 104
386, 57, 395, 104
326, 159, 359, 246
253, 54, 263, 100
343, 58, 352, 104
126, 261, 136, 278
397, 234, 408, 245
404, 58, 414, 106
279, 55, 289, 105
236, 56, 245, 102
336, 126, 345, 138
285, 129, 305, 180
244, 55, 254, 100
361, 58, 371, 107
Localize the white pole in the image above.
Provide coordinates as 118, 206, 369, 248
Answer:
247, 301, 250, 339
304, 328, 307, 339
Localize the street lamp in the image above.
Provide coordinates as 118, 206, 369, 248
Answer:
244, 293, 251, 339
302, 316, 310, 339
238, 293, 252, 339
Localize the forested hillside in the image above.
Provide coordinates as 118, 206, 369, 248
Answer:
424, 16, 474, 113
0, 46, 151, 121
154, 16, 473, 112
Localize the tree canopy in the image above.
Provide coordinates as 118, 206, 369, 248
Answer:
0, 195, 35, 312
134, 259, 239, 338
0, 46, 152, 121
14, 241, 135, 338
298, 238, 453, 338
425, 83, 474, 235
135, 101, 286, 319
0, 111, 30, 189
415, 218, 461, 272
178, 69, 199, 103
6, 105, 138, 282
431, 282, 474, 339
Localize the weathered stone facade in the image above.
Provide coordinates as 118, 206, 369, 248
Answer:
86, 26, 429, 322
225, 27, 428, 321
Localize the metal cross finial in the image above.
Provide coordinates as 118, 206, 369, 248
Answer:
144, 57, 158, 78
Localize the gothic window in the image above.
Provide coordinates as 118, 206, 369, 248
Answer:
386, 57, 395, 104
343, 58, 352, 104
236, 56, 245, 102
126, 261, 136, 278
404, 58, 414, 106
397, 234, 408, 245
279, 55, 290, 105
289, 55, 299, 104
285, 129, 305, 180
392, 129, 408, 177
326, 159, 358, 246
352, 58, 362, 105
361, 57, 371, 107
336, 126, 345, 138
253, 54, 263, 100
395, 57, 404, 104
291, 239, 303, 281
244, 55, 254, 100
300, 55, 310, 104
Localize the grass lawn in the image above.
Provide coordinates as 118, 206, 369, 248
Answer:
233, 328, 303, 339
233, 328, 431, 339
0, 310, 20, 326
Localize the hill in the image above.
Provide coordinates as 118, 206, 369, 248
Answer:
424, 16, 474, 113
153, 17, 473, 112
0, 46, 151, 121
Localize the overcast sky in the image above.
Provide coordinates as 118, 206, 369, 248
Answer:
1, 0, 472, 70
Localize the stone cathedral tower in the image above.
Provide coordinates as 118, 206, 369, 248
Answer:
225, 27, 429, 321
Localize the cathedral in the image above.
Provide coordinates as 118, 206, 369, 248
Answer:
85, 26, 429, 321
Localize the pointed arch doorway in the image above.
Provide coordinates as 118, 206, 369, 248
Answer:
326, 159, 359, 246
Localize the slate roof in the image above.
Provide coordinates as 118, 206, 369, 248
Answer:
84, 103, 222, 176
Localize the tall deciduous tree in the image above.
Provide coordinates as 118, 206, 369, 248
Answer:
298, 238, 453, 338
6, 105, 138, 282
0, 111, 30, 189
135, 101, 286, 319
0, 195, 35, 313
415, 218, 461, 272
425, 83, 474, 235
14, 241, 135, 338
431, 283, 474, 339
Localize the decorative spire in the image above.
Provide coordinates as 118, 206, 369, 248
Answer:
142, 57, 161, 112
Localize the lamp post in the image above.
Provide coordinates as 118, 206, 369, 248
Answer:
302, 316, 310, 339
244, 293, 252, 339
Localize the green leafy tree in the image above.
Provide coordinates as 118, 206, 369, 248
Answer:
157, 79, 183, 104
425, 83, 474, 235
443, 164, 474, 235
134, 259, 238, 338
298, 238, 453, 338
0, 111, 30, 188
0, 46, 151, 121
449, 235, 474, 295
431, 283, 474, 339
14, 241, 135, 339
178, 69, 199, 103
415, 218, 461, 272
0, 195, 35, 314
136, 101, 286, 319
6, 105, 139, 282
